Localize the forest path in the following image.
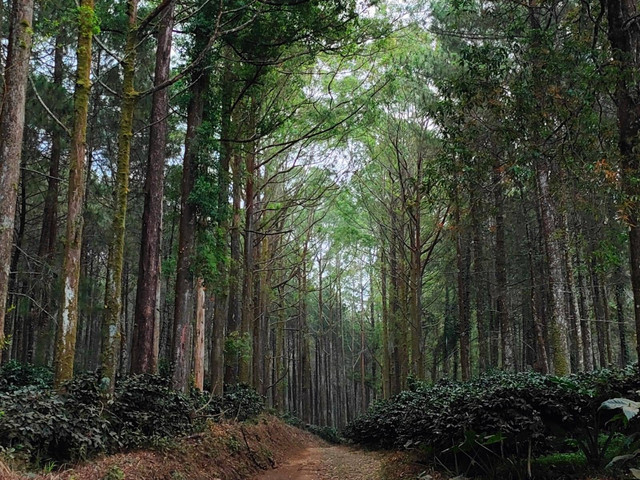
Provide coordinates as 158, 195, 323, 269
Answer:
250, 443, 384, 480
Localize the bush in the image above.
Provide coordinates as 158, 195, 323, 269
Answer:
344, 368, 640, 477
112, 374, 195, 448
0, 383, 112, 462
0, 367, 266, 464
306, 425, 343, 444
0, 361, 53, 391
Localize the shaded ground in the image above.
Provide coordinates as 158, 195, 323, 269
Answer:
5, 417, 317, 480
251, 444, 385, 480
3, 417, 437, 480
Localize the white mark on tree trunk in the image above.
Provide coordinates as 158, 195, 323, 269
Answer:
62, 277, 75, 338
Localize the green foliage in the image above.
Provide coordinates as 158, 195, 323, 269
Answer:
102, 465, 125, 480
0, 361, 53, 391
0, 368, 265, 464
224, 332, 251, 361
280, 412, 343, 443
344, 368, 640, 477
195, 383, 265, 422
306, 425, 344, 444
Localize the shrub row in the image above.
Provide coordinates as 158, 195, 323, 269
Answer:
344, 367, 640, 474
0, 366, 265, 463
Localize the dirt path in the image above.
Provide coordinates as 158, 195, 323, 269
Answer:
251, 444, 384, 480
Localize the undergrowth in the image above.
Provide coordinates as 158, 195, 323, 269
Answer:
0, 363, 265, 465
344, 366, 640, 478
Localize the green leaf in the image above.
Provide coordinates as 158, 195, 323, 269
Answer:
601, 398, 640, 420
606, 451, 640, 468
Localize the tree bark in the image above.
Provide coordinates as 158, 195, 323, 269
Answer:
209, 58, 233, 395
54, 0, 94, 386
494, 164, 514, 370
172, 69, 208, 392
33, 36, 64, 366
605, 0, 640, 363
240, 99, 256, 385
131, 0, 174, 375
0, 0, 34, 363
103, 0, 139, 394
456, 204, 471, 380
194, 278, 205, 391
225, 150, 242, 384
380, 237, 390, 398
535, 159, 571, 375
615, 266, 629, 366
472, 205, 489, 373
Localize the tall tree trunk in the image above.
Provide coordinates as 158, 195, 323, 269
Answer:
300, 236, 312, 422
605, 0, 640, 362
103, 0, 139, 394
240, 100, 256, 384
131, 0, 174, 375
590, 260, 607, 368
209, 59, 233, 395
522, 196, 549, 374
565, 248, 584, 372
576, 248, 595, 371
472, 206, 489, 373
494, 164, 514, 370
194, 278, 205, 391
225, 150, 242, 384
38, 36, 64, 261
389, 208, 403, 395
456, 204, 471, 380
380, 240, 390, 398
54, 0, 94, 386
34, 36, 64, 366
535, 158, 571, 375
172, 69, 208, 392
0, 0, 34, 362
615, 266, 629, 366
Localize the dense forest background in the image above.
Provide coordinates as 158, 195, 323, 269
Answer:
1, 0, 640, 430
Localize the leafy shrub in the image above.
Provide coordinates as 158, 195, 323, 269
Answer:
306, 424, 343, 444
344, 368, 640, 476
111, 374, 195, 448
193, 383, 266, 422
0, 383, 112, 462
0, 361, 53, 391
0, 366, 266, 464
218, 383, 265, 421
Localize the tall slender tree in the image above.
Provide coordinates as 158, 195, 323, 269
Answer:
54, 0, 95, 386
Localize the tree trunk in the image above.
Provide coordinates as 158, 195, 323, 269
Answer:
576, 248, 595, 371
590, 260, 607, 368
523, 197, 549, 374
131, 0, 174, 375
54, 0, 94, 386
209, 59, 233, 395
103, 0, 139, 394
0, 0, 34, 362
615, 266, 629, 366
225, 150, 242, 384
34, 35, 64, 367
494, 164, 514, 370
240, 100, 256, 385
380, 240, 390, 398
472, 206, 489, 373
194, 278, 205, 391
456, 204, 471, 380
605, 0, 640, 363
535, 158, 571, 375
172, 69, 208, 392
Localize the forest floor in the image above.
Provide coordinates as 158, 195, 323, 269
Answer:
251, 444, 385, 480
3, 416, 434, 480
